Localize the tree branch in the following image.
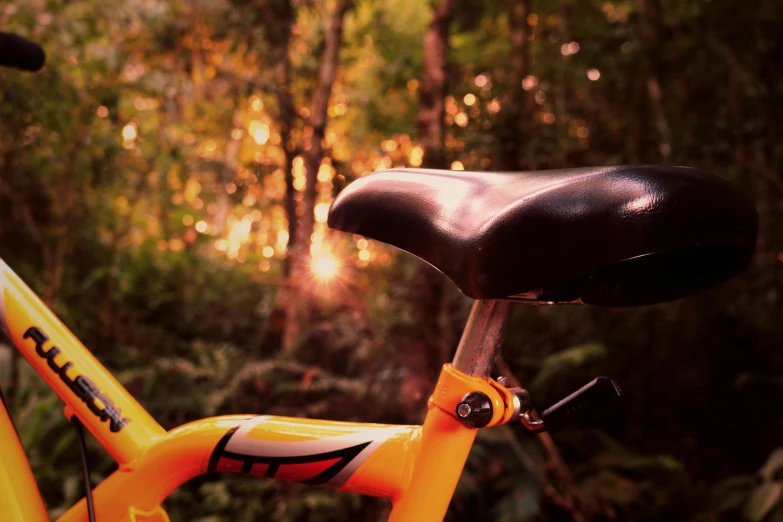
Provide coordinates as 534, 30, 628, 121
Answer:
495, 355, 588, 521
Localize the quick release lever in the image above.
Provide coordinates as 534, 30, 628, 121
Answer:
538, 376, 623, 433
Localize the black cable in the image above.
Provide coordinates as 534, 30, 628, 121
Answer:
71, 417, 97, 522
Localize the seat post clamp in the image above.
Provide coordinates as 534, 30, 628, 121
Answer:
429, 364, 517, 428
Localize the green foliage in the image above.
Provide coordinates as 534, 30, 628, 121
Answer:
530, 342, 607, 393
745, 483, 782, 522
743, 450, 783, 522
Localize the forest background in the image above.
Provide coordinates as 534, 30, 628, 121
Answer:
1, 0, 782, 520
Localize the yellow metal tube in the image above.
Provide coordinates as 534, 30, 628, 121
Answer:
0, 393, 49, 522
388, 406, 477, 522
57, 415, 420, 521
0, 259, 165, 466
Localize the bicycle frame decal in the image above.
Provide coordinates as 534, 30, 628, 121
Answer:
24, 326, 131, 432
209, 416, 410, 488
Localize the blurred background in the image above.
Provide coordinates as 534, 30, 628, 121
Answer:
1, 0, 782, 520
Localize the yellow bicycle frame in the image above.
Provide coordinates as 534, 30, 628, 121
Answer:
0, 257, 517, 522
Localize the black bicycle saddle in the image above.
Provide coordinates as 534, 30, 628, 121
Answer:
327, 166, 757, 306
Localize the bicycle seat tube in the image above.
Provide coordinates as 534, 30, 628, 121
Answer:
388, 299, 513, 521
451, 300, 514, 378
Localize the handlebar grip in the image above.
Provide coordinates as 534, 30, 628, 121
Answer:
0, 32, 45, 71
540, 376, 623, 432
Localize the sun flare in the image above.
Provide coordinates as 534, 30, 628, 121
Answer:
311, 254, 339, 282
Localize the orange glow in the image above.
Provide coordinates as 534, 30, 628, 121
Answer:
522, 76, 538, 90
311, 253, 340, 281
317, 164, 333, 182
122, 124, 137, 140
561, 42, 580, 56
333, 103, 347, 116
314, 202, 330, 223
251, 123, 270, 145
409, 146, 424, 167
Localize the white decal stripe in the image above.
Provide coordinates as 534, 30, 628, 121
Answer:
225, 416, 409, 458
223, 416, 413, 487
0, 258, 10, 337
326, 429, 409, 487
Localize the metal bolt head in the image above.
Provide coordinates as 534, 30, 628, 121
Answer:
456, 402, 473, 418
455, 391, 493, 428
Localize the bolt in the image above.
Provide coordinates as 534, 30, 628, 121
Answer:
455, 392, 493, 428
497, 376, 511, 387
456, 402, 473, 418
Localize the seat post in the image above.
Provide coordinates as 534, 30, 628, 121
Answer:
451, 300, 514, 378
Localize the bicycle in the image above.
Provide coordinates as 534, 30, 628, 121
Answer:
0, 32, 758, 522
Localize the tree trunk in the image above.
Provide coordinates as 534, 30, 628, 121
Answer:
417, 0, 451, 170
509, 0, 532, 97
301, 0, 351, 257
554, 0, 569, 167
214, 108, 243, 236
498, 0, 533, 171
44, 112, 92, 305
278, 54, 298, 278
495, 358, 589, 522
257, 0, 298, 352
636, 0, 672, 161
269, 0, 299, 279
511, 0, 533, 170
398, 0, 452, 422
282, 0, 351, 351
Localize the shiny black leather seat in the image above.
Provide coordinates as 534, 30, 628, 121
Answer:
327, 166, 757, 306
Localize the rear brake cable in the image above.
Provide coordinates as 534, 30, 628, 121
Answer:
71, 417, 97, 522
